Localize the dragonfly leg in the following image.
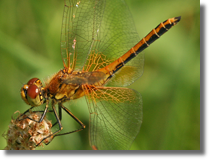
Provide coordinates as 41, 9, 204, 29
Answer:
16, 106, 33, 121
17, 99, 49, 123
52, 105, 62, 127
37, 102, 85, 146
36, 102, 63, 146
51, 103, 85, 138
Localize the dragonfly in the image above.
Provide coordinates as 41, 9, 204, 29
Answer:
19, 0, 181, 150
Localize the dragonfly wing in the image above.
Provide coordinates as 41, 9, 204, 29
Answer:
61, 0, 106, 70
83, 0, 144, 87
83, 86, 142, 150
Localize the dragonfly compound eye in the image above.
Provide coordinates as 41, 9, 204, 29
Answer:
27, 78, 39, 85
27, 84, 39, 99
20, 78, 44, 106
27, 84, 43, 106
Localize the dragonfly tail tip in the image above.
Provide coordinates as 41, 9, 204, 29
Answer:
175, 16, 181, 22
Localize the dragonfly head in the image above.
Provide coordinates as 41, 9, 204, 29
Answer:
21, 78, 44, 106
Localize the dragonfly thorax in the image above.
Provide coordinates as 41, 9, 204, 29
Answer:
45, 69, 106, 102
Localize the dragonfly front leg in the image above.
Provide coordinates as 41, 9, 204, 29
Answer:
17, 99, 49, 123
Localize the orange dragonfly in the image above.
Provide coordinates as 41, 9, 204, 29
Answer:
19, 0, 180, 150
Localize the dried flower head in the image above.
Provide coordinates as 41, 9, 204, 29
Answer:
3, 111, 53, 150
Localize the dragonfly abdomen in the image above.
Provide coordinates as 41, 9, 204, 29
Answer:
98, 17, 181, 81
117, 17, 181, 70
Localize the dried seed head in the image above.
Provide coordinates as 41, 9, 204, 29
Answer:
3, 111, 53, 150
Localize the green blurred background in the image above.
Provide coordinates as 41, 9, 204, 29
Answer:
0, 0, 199, 150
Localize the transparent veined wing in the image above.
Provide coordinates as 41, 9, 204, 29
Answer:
82, 0, 144, 87
61, 0, 144, 86
60, 0, 106, 70
83, 85, 142, 150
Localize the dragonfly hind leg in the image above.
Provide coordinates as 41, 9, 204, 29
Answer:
42, 103, 85, 145
53, 103, 86, 137
38, 103, 85, 146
